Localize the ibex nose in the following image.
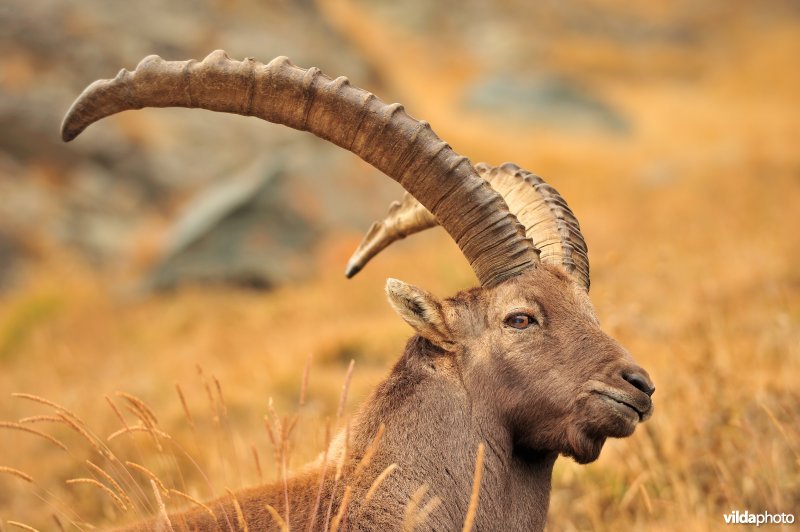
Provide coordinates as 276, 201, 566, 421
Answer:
623, 371, 655, 397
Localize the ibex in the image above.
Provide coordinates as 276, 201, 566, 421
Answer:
61, 50, 655, 531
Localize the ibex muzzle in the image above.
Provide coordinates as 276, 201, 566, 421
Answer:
62, 51, 655, 531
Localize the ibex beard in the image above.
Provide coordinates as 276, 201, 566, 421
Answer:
61, 50, 655, 531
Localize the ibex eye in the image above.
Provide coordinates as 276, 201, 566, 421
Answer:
505, 313, 537, 329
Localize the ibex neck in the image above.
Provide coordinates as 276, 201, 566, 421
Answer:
118, 336, 555, 532
346, 335, 556, 531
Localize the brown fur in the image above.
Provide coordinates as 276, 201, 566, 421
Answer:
121, 265, 653, 531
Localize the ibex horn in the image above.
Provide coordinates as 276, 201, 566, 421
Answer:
61, 51, 538, 287
347, 162, 590, 291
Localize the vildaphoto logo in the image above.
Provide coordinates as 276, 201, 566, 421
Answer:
723, 510, 796, 526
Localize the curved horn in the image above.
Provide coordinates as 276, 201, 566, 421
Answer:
347, 162, 590, 290
345, 191, 437, 278
61, 51, 536, 287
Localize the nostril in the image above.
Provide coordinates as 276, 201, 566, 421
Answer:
623, 371, 655, 397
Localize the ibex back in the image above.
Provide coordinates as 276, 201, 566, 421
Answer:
62, 51, 654, 531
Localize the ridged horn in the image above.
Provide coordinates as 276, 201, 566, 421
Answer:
61, 51, 537, 287
345, 191, 437, 278
347, 162, 590, 291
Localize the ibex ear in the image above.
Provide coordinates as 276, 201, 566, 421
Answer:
385, 278, 454, 350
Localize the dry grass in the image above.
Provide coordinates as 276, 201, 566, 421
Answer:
1, 2, 799, 530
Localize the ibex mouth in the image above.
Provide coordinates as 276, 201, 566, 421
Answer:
589, 383, 652, 423
596, 392, 644, 421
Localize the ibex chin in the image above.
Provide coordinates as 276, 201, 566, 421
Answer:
61, 50, 655, 531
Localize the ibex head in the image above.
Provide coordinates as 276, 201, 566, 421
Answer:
386, 266, 653, 465
61, 50, 654, 529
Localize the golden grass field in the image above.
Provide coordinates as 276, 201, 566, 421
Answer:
1, 1, 798, 530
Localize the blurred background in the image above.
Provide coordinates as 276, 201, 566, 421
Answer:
0, 0, 798, 529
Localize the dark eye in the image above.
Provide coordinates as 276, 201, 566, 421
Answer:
505, 313, 537, 329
